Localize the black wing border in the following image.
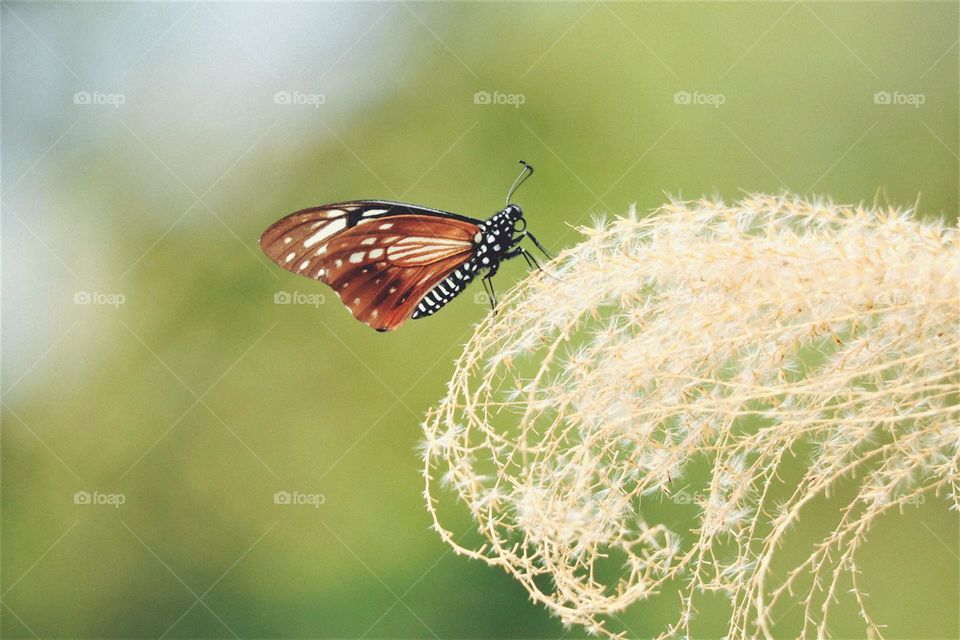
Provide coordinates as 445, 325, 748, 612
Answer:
289, 200, 482, 229
259, 200, 482, 275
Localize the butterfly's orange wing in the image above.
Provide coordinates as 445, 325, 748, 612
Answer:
260, 202, 479, 331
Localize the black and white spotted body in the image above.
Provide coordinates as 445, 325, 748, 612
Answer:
412, 205, 524, 319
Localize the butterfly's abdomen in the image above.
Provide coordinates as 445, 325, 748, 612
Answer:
412, 260, 479, 319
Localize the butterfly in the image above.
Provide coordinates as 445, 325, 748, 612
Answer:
259, 161, 551, 332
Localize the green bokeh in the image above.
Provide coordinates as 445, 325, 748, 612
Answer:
2, 2, 957, 638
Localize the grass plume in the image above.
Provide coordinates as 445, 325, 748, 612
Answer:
421, 194, 959, 638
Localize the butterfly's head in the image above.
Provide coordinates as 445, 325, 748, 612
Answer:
499, 204, 527, 233
497, 161, 533, 234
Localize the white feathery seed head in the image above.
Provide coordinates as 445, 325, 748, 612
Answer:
421, 194, 959, 639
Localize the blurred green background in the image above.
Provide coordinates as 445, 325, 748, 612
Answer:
2, 2, 957, 638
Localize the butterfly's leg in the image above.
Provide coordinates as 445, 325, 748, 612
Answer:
481, 275, 498, 310
524, 231, 553, 260
509, 231, 554, 263
502, 245, 563, 283
520, 249, 542, 271
501, 246, 540, 271
482, 259, 507, 311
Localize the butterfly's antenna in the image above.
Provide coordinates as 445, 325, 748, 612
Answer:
505, 160, 534, 205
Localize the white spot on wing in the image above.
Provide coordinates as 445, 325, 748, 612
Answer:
368, 248, 384, 259
363, 209, 389, 217
386, 236, 472, 264
285, 252, 296, 263
349, 252, 365, 264
304, 219, 346, 247
378, 223, 394, 230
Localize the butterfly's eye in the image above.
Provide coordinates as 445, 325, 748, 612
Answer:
513, 217, 527, 232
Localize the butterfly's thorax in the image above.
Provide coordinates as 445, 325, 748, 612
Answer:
412, 205, 522, 319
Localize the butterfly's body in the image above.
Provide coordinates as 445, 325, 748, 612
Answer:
259, 162, 547, 332
412, 205, 522, 320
